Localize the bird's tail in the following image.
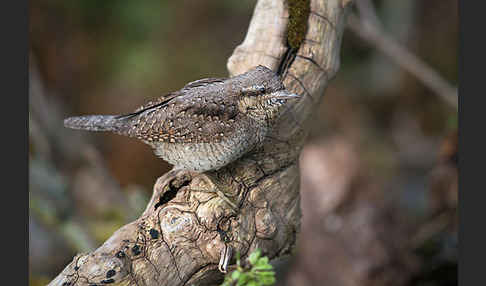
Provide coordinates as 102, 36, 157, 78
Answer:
64, 115, 123, 132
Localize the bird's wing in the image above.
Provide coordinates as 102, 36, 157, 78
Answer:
123, 77, 226, 116
129, 91, 183, 115
118, 95, 240, 144
182, 77, 226, 89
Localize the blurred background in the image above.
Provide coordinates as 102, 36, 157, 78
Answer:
29, 0, 457, 285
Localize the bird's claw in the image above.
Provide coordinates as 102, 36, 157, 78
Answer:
218, 244, 233, 273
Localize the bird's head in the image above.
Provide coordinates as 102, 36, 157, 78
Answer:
234, 65, 300, 125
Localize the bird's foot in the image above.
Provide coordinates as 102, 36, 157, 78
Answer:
191, 174, 238, 212
215, 188, 238, 211
219, 244, 233, 273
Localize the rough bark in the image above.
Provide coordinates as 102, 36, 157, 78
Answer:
48, 0, 353, 285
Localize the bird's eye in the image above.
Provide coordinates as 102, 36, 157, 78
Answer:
242, 85, 266, 96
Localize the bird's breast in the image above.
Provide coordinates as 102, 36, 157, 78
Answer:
152, 123, 267, 172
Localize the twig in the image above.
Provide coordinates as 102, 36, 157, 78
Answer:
347, 4, 458, 109
355, 0, 380, 28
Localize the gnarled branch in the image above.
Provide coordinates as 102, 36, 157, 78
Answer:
48, 0, 353, 285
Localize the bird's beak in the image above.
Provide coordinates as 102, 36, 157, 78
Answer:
270, 91, 301, 99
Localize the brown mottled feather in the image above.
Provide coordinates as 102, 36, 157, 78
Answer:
182, 77, 226, 89
132, 91, 182, 114
114, 77, 237, 144
131, 78, 225, 114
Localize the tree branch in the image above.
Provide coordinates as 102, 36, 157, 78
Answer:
347, 1, 458, 109
48, 0, 353, 285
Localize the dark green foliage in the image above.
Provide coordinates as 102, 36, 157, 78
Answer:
221, 249, 276, 286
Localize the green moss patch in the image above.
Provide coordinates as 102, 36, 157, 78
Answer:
286, 0, 310, 50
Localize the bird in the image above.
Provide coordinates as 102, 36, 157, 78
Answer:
64, 65, 299, 208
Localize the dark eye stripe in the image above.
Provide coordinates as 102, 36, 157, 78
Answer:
242, 85, 266, 96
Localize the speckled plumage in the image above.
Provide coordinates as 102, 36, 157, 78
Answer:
64, 65, 299, 172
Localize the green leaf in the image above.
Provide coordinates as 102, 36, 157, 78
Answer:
253, 264, 273, 271
259, 275, 276, 286
221, 249, 276, 286
231, 270, 241, 280
258, 257, 269, 264
256, 271, 275, 276
236, 251, 242, 267
253, 257, 272, 271
237, 273, 250, 286
248, 249, 261, 265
